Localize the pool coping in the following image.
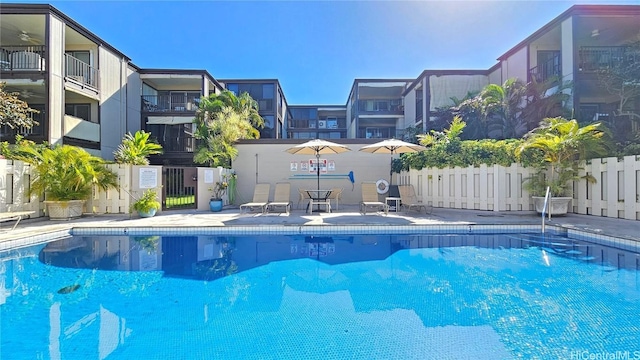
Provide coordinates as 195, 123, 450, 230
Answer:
2, 223, 638, 255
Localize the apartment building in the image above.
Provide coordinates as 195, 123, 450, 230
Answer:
346, 79, 413, 139
287, 105, 347, 139
0, 4, 141, 159
402, 5, 640, 137
140, 69, 224, 165
1, 3, 638, 163
218, 79, 289, 139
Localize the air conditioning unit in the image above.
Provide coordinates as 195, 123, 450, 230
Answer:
318, 120, 326, 129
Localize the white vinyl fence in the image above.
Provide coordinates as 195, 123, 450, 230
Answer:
2, 157, 638, 220
0, 161, 230, 217
399, 155, 640, 221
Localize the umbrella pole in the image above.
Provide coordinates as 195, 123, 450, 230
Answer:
316, 152, 321, 194
389, 150, 394, 185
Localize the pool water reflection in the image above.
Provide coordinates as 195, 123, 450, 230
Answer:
1, 232, 638, 359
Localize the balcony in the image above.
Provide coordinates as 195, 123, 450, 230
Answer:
529, 54, 561, 83
578, 46, 633, 72
357, 99, 404, 115
0, 45, 46, 73
289, 118, 346, 130
0, 107, 45, 140
142, 94, 201, 113
64, 54, 99, 90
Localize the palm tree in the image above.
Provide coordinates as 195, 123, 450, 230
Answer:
113, 130, 163, 165
194, 106, 261, 167
193, 90, 264, 167
515, 117, 610, 197
479, 78, 526, 139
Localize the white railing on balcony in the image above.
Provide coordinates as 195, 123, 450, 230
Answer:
0, 45, 46, 72
64, 54, 99, 90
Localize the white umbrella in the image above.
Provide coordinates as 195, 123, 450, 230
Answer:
359, 139, 426, 185
285, 139, 351, 195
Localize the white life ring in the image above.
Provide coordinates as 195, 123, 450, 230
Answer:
375, 179, 389, 194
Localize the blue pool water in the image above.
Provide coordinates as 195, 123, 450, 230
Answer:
1, 232, 639, 359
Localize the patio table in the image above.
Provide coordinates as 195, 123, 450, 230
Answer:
305, 189, 332, 213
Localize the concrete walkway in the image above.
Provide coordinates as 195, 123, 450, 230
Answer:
1, 205, 639, 246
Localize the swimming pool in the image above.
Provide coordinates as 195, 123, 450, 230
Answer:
1, 231, 639, 359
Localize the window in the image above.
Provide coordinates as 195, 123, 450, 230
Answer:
260, 115, 275, 138
226, 83, 238, 95
263, 84, 274, 99
66, 51, 90, 64
65, 104, 92, 122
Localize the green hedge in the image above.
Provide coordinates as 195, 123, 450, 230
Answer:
396, 138, 542, 171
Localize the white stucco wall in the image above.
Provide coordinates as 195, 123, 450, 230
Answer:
234, 142, 396, 206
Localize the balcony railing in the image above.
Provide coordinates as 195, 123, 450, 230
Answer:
142, 94, 201, 113
578, 46, 633, 72
64, 54, 99, 90
0, 107, 45, 140
0, 45, 46, 72
529, 54, 561, 83
357, 99, 403, 114
288, 119, 347, 129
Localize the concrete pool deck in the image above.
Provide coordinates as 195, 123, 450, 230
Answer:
1, 205, 639, 246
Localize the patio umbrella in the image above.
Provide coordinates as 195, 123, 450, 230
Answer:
359, 138, 426, 185
285, 139, 351, 196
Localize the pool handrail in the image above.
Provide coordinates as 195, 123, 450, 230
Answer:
541, 186, 551, 233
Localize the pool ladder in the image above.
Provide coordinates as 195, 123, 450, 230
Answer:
541, 186, 551, 234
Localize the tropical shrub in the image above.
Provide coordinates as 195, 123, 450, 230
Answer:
114, 130, 163, 165
515, 117, 610, 196
2, 138, 118, 201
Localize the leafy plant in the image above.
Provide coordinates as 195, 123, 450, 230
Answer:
113, 130, 163, 165
131, 189, 161, 213
0, 82, 39, 129
2, 137, 118, 201
515, 117, 610, 196
193, 91, 264, 167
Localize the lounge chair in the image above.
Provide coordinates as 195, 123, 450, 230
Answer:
239, 183, 271, 214
360, 182, 389, 215
0, 211, 35, 231
398, 185, 432, 214
267, 183, 292, 214
326, 187, 343, 211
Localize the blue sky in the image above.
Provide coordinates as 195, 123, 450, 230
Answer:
28, 0, 639, 104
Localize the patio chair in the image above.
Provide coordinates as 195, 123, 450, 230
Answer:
398, 185, 432, 214
297, 188, 312, 209
360, 182, 389, 215
0, 211, 35, 231
266, 183, 292, 214
326, 187, 343, 210
239, 183, 271, 214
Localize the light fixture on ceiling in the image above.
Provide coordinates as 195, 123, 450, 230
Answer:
18, 31, 31, 42
591, 29, 600, 38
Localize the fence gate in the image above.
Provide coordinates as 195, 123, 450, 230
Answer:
162, 166, 198, 210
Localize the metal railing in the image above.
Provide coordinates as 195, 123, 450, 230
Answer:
64, 53, 99, 89
529, 55, 561, 83
0, 107, 45, 139
0, 45, 46, 72
142, 94, 201, 112
578, 46, 630, 72
541, 186, 551, 234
